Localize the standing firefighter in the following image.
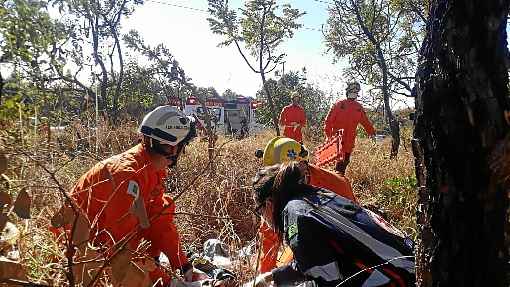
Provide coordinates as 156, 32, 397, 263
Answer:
324, 82, 375, 175
65, 106, 196, 285
279, 91, 306, 142
255, 137, 355, 273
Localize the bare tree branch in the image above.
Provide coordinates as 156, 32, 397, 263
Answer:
388, 71, 413, 92
233, 38, 260, 73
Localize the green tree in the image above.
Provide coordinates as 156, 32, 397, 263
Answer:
123, 30, 191, 109
0, 0, 65, 103
325, 0, 425, 157
207, 0, 304, 135
255, 71, 331, 139
0, 0, 83, 124
117, 60, 167, 119
50, 0, 142, 120
413, 0, 509, 285
1, 0, 144, 123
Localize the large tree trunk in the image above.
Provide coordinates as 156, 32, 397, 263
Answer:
382, 83, 400, 159
413, 0, 510, 286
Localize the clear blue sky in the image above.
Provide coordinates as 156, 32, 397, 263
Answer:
122, 0, 348, 99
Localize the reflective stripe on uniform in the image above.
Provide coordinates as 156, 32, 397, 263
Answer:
361, 270, 391, 287
304, 261, 342, 282
127, 180, 140, 198
312, 206, 414, 272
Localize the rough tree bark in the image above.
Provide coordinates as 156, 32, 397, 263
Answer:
413, 0, 510, 286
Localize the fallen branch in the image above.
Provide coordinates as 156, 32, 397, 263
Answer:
0, 279, 50, 287
173, 211, 243, 221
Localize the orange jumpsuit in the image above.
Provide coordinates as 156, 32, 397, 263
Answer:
70, 144, 188, 284
323, 99, 375, 153
258, 164, 355, 272
279, 104, 306, 142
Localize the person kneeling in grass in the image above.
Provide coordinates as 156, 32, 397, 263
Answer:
249, 162, 415, 287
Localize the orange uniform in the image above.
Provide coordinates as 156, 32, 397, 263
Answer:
70, 144, 188, 284
279, 104, 306, 142
258, 164, 355, 272
324, 99, 375, 153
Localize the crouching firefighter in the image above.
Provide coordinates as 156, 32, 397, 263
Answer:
250, 162, 415, 287
255, 137, 357, 274
60, 106, 197, 285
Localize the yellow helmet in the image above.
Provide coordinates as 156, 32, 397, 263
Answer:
256, 137, 309, 166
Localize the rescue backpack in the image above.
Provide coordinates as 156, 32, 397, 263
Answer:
303, 190, 416, 287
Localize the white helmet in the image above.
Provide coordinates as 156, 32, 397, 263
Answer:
138, 106, 196, 146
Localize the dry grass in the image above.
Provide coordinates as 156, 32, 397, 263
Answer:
0, 122, 417, 285
348, 136, 417, 236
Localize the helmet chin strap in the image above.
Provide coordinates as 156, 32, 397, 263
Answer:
165, 143, 186, 169
148, 138, 182, 168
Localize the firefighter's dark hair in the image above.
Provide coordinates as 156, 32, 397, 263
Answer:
271, 161, 309, 237
252, 164, 280, 205
252, 161, 311, 239
141, 136, 171, 156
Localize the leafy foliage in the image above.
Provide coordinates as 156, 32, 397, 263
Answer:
0, 0, 189, 124
0, 0, 146, 124
207, 0, 304, 134
240, 1, 303, 59
383, 176, 416, 194
0, 0, 63, 64
255, 71, 332, 133
324, 0, 425, 156
0, 0, 67, 120
121, 30, 192, 117
208, 0, 304, 72
325, 0, 425, 96
123, 29, 189, 90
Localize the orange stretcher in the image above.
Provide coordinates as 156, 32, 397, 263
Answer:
314, 130, 344, 167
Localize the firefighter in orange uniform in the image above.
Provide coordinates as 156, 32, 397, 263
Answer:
68, 106, 197, 285
255, 137, 356, 273
324, 82, 375, 175
279, 92, 306, 142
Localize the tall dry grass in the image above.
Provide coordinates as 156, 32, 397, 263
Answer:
0, 122, 417, 285
348, 136, 417, 236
